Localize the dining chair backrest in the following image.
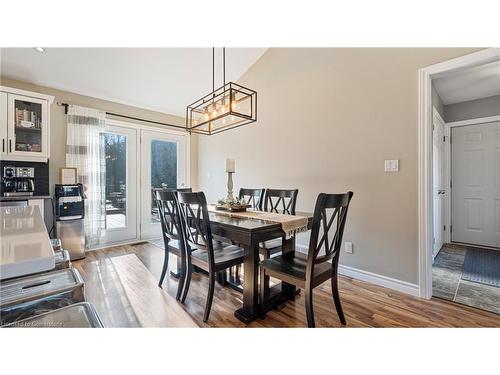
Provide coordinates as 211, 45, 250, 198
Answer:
264, 189, 299, 215
152, 188, 192, 241
306, 192, 353, 278
239, 188, 265, 210
176, 191, 216, 269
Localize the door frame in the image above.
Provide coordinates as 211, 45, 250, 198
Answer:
418, 48, 500, 299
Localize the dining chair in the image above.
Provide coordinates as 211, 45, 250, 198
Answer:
177, 191, 245, 322
260, 188, 299, 259
153, 187, 192, 299
238, 188, 265, 210
259, 192, 353, 327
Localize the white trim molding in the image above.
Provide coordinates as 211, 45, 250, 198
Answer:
338, 265, 420, 297
418, 48, 500, 299
295, 244, 419, 296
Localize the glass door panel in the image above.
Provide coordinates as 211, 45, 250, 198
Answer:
140, 129, 187, 239
150, 139, 178, 224
7, 94, 47, 157
101, 124, 138, 245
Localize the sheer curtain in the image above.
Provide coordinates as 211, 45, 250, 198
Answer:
66, 105, 106, 248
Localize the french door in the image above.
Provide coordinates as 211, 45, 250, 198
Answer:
140, 129, 188, 239
97, 122, 188, 247
101, 124, 138, 244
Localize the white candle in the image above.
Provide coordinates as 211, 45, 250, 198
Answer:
226, 158, 235, 173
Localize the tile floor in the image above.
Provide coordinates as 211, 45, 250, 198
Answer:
433, 244, 500, 314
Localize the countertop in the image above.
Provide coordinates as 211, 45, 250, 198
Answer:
0, 205, 54, 280
0, 195, 52, 201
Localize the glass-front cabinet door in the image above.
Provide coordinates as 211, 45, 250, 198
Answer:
7, 94, 48, 159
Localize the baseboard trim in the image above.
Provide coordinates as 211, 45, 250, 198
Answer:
337, 264, 420, 297
296, 244, 420, 297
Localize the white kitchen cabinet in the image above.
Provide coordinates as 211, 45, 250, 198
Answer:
0, 86, 54, 162
0, 92, 7, 158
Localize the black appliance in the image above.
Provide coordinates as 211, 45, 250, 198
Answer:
55, 184, 85, 260
55, 184, 85, 218
1, 166, 35, 197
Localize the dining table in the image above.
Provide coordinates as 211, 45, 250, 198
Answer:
206, 208, 314, 324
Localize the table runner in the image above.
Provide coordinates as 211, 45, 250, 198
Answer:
208, 205, 309, 238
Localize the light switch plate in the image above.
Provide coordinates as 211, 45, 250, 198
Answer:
344, 242, 353, 254
384, 159, 399, 172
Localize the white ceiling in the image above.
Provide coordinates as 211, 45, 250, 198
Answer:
433, 60, 500, 105
0, 48, 267, 116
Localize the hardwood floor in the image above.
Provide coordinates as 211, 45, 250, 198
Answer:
73, 242, 500, 327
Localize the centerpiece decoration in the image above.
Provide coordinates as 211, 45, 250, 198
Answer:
215, 196, 250, 212
215, 158, 249, 212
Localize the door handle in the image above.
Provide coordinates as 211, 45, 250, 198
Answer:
9, 139, 12, 153
2, 139, 4, 153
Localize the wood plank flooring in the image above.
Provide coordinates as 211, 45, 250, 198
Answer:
72, 242, 500, 327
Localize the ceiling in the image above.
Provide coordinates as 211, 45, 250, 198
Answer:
433, 60, 500, 105
0, 48, 267, 116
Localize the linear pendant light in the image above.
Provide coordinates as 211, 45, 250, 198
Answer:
186, 47, 257, 135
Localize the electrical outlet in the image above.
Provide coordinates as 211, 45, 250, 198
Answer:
344, 242, 353, 254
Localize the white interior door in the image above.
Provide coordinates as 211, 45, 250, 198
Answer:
140, 129, 187, 239
433, 113, 445, 258
451, 121, 500, 248
101, 124, 138, 244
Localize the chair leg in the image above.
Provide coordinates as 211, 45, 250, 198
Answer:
217, 270, 227, 286
259, 268, 270, 319
175, 253, 186, 301
158, 248, 169, 288
331, 276, 346, 325
181, 258, 192, 303
203, 271, 216, 322
304, 288, 315, 328
235, 264, 241, 283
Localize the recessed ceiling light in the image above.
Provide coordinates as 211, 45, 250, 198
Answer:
34, 47, 45, 53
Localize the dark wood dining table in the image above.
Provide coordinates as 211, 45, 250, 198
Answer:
207, 210, 314, 324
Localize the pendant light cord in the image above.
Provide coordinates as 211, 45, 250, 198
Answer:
223, 47, 226, 86
212, 47, 215, 99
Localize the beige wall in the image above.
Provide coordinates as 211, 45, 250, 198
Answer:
197, 48, 480, 284
444, 94, 500, 122
0, 77, 198, 192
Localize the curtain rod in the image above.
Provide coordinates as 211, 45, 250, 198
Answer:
56, 102, 187, 131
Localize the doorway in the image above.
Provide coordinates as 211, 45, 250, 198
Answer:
432, 117, 500, 314
96, 120, 189, 247
418, 48, 500, 300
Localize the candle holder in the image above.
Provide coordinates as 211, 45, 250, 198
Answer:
226, 171, 234, 201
